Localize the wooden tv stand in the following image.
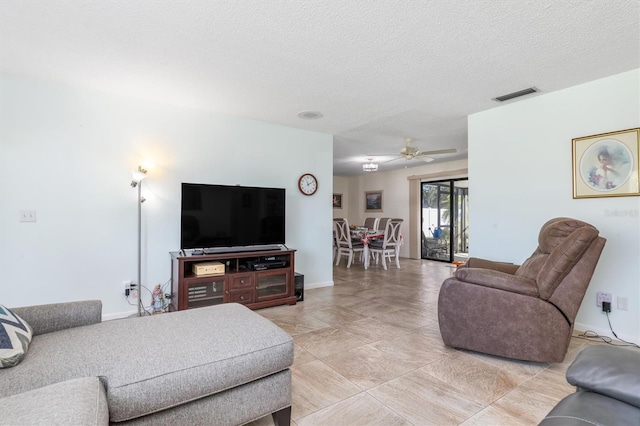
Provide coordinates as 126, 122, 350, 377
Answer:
169, 248, 297, 311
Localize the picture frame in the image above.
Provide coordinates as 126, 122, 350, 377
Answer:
365, 190, 383, 212
572, 128, 640, 199
332, 193, 343, 209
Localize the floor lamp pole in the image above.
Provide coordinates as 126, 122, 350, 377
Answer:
137, 181, 142, 317
131, 165, 148, 317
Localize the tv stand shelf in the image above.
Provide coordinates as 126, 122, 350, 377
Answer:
170, 248, 297, 311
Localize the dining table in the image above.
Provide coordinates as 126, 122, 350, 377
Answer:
350, 228, 385, 269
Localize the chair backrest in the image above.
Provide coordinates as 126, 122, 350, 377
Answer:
333, 218, 353, 249
382, 218, 403, 248
363, 217, 377, 230
515, 217, 606, 323
376, 217, 391, 231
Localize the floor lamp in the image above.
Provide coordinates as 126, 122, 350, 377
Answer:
131, 166, 147, 316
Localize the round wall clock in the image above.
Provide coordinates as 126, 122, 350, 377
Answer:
298, 173, 318, 196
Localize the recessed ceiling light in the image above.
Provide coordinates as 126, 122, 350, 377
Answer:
297, 111, 324, 119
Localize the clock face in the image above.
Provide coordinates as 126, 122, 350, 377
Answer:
298, 173, 318, 196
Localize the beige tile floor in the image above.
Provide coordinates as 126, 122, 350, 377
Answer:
250, 258, 599, 426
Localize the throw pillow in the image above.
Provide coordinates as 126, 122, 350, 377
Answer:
0, 304, 33, 368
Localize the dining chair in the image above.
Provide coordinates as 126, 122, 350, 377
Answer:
376, 217, 391, 231
368, 218, 403, 270
333, 218, 365, 268
363, 217, 378, 231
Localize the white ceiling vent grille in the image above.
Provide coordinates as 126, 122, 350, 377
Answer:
492, 87, 539, 102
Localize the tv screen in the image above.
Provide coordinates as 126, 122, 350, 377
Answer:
180, 183, 285, 251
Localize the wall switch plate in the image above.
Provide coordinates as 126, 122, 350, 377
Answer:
20, 210, 37, 222
617, 297, 628, 311
596, 291, 612, 307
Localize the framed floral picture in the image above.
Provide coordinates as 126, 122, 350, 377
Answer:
332, 193, 342, 209
572, 128, 640, 199
365, 190, 383, 212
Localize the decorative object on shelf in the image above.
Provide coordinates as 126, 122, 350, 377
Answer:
332, 193, 342, 209
572, 128, 640, 199
130, 163, 150, 316
365, 190, 383, 212
150, 284, 167, 314
363, 157, 378, 172
298, 173, 318, 196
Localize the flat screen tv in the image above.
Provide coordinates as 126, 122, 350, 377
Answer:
180, 183, 285, 252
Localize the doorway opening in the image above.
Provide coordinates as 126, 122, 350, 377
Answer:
421, 179, 469, 262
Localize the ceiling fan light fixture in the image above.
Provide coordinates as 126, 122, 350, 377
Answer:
363, 160, 378, 172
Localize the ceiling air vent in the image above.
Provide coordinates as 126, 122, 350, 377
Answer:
492, 87, 539, 102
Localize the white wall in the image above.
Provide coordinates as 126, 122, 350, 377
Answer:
335, 159, 468, 259
0, 75, 334, 317
469, 69, 640, 343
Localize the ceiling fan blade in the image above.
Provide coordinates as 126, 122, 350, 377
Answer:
418, 156, 435, 163
417, 148, 457, 156
383, 156, 404, 164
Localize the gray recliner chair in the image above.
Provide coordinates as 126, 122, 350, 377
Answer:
539, 345, 640, 425
438, 217, 606, 363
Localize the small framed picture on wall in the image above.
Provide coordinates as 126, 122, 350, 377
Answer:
333, 193, 343, 209
365, 190, 383, 212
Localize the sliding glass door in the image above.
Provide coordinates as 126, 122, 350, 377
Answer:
421, 179, 469, 262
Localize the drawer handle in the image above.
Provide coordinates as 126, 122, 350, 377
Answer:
240, 295, 245, 300
240, 279, 245, 284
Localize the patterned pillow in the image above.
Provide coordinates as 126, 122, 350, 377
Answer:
0, 304, 33, 368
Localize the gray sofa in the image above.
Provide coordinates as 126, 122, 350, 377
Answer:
540, 345, 640, 425
0, 301, 293, 425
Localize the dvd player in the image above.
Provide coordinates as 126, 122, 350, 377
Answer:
246, 260, 288, 271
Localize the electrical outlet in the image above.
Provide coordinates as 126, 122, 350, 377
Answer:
596, 291, 612, 307
123, 280, 132, 295
129, 282, 138, 299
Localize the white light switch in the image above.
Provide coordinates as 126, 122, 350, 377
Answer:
20, 210, 37, 222
617, 297, 628, 311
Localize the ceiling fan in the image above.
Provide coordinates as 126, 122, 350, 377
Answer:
383, 137, 457, 163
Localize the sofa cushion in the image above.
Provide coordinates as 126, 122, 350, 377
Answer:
0, 303, 293, 422
539, 390, 640, 426
566, 345, 640, 408
0, 377, 108, 426
0, 304, 33, 368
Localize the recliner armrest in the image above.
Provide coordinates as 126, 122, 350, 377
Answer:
466, 257, 520, 274
455, 268, 539, 296
11, 300, 102, 336
566, 345, 640, 409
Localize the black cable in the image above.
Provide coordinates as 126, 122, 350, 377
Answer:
605, 311, 639, 348
575, 313, 639, 349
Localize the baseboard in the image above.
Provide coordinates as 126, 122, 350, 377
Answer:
574, 322, 639, 345
304, 280, 334, 290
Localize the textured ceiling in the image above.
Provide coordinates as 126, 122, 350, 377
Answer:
1, 0, 638, 176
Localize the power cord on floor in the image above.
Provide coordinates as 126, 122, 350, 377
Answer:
575, 311, 640, 349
